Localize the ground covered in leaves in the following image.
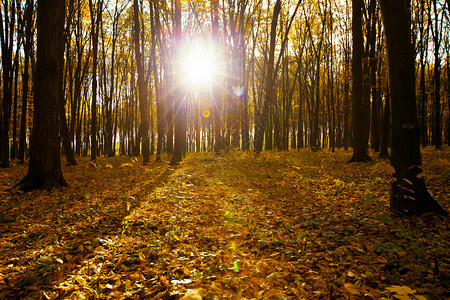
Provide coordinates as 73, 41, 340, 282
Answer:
0, 148, 449, 299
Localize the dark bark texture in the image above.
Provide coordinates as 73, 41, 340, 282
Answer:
380, 0, 447, 217
349, 0, 370, 162
18, 0, 67, 191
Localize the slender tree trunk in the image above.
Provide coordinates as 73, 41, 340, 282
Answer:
417, 0, 428, 146
11, 50, 19, 160
18, 1, 33, 163
0, 0, 16, 167
211, 0, 223, 153
171, 0, 185, 164
59, 91, 77, 165
343, 46, 350, 151
297, 75, 303, 149
88, 0, 103, 161
380, 0, 447, 217
255, 0, 281, 153
431, 0, 442, 148
447, 45, 450, 145
152, 4, 164, 162
133, 0, 150, 164
368, 0, 380, 152
379, 91, 390, 158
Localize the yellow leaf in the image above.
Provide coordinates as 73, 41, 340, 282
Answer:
386, 285, 416, 295
139, 252, 147, 261
402, 178, 413, 186
344, 282, 360, 295
371, 162, 395, 176
393, 295, 414, 300
55, 258, 64, 264
180, 289, 202, 300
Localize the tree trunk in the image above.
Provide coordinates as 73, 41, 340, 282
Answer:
11, 50, 19, 160
170, 0, 185, 165
151, 4, 163, 162
431, 0, 442, 148
343, 45, 350, 151
18, 1, 33, 164
417, 0, 428, 146
0, 0, 16, 167
18, 0, 67, 191
349, 0, 370, 162
254, 0, 281, 153
211, 0, 223, 153
380, 0, 448, 217
59, 92, 77, 165
379, 92, 390, 158
133, 0, 150, 164
368, 0, 380, 152
88, 0, 103, 161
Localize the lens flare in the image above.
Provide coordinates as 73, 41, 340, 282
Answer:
232, 85, 245, 97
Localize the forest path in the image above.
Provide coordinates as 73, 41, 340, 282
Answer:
0, 149, 449, 299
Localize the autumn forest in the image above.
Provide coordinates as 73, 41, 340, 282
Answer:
0, 0, 449, 299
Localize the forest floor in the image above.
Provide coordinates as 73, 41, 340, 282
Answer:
0, 148, 449, 300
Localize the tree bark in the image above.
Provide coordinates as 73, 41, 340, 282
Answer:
88, 0, 103, 161
0, 0, 16, 167
11, 48, 20, 160
18, 0, 67, 191
133, 0, 150, 164
349, 0, 370, 162
170, 0, 185, 165
379, 92, 390, 158
254, 0, 281, 153
211, 0, 223, 153
18, 0, 33, 164
380, 0, 447, 217
430, 0, 442, 148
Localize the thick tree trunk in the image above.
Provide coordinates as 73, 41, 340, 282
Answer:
349, 0, 370, 162
18, 0, 67, 191
380, 0, 447, 217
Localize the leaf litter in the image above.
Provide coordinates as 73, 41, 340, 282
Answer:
0, 149, 448, 299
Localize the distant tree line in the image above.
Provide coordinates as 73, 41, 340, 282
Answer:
1, 0, 449, 169
1, 0, 449, 216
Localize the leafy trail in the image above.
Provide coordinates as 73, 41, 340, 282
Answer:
0, 149, 448, 299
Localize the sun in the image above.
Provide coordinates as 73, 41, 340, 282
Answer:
180, 41, 218, 89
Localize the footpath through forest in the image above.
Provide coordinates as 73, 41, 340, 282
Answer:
0, 149, 449, 299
